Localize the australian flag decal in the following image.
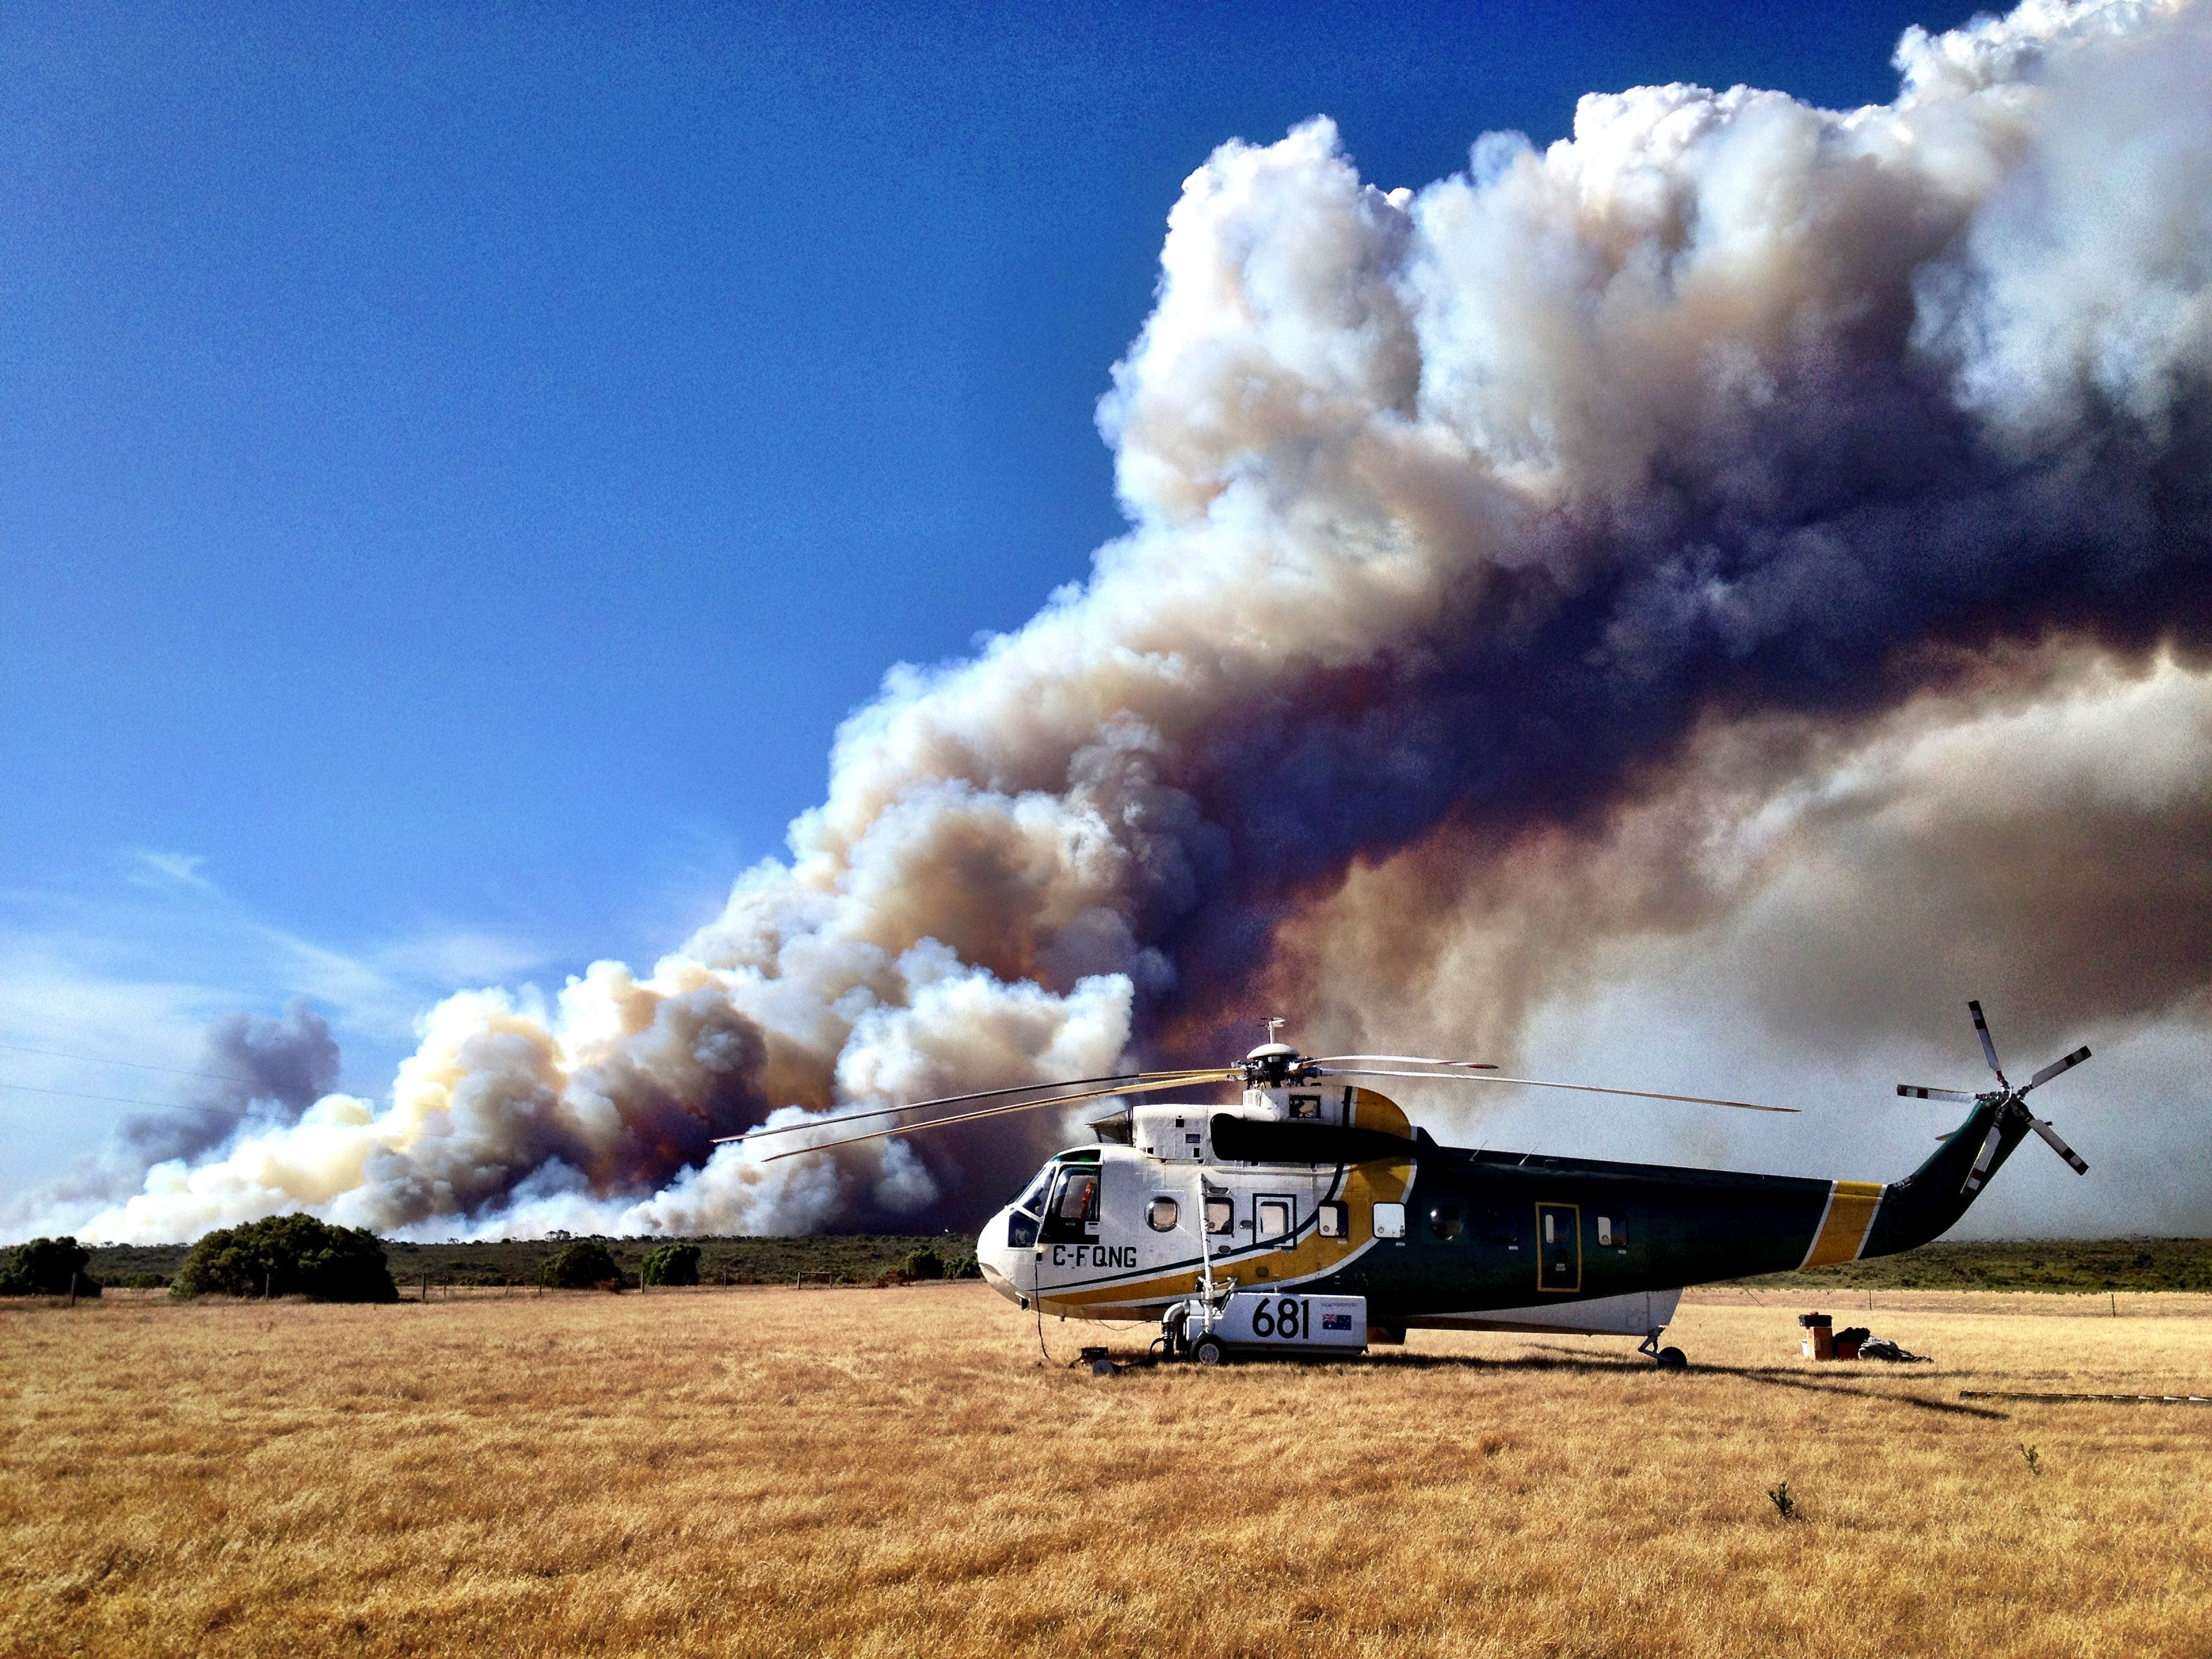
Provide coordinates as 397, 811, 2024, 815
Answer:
1322, 1313, 1353, 1331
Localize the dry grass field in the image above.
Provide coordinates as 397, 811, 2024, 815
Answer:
5, 1284, 2210, 1659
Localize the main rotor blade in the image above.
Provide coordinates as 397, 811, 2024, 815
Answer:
2026, 1046, 2093, 1092
756, 1073, 1233, 1163
1898, 1084, 1980, 1103
712, 1067, 1229, 1144
1305, 1054, 1500, 1069
1969, 1000, 2009, 1088
2029, 1115, 2090, 1175
1314, 1067, 1796, 1113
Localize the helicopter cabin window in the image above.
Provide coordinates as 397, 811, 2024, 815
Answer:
1204, 1194, 1235, 1235
1147, 1196, 1180, 1232
1288, 1092, 1322, 1120
1057, 1171, 1099, 1221
1039, 1168, 1102, 1244
1597, 1215, 1629, 1249
1542, 1211, 1557, 1245
1317, 1202, 1347, 1239
1256, 1197, 1293, 1245
1372, 1202, 1407, 1240
1427, 1204, 1465, 1242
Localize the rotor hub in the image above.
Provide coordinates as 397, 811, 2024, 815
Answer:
1241, 1042, 1308, 1088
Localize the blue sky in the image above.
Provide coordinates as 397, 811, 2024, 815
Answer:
1, 1, 1979, 1188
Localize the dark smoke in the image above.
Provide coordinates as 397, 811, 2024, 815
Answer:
1271, 643, 2212, 1066
119, 1000, 341, 1168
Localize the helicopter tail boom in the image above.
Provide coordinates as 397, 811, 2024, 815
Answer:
1858, 1094, 2032, 1258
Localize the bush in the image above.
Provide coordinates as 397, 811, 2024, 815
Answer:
172, 1216, 398, 1303
640, 1242, 700, 1287
543, 1240, 624, 1290
126, 1272, 168, 1291
944, 1253, 982, 1280
903, 1246, 945, 1282
0, 1236, 101, 1296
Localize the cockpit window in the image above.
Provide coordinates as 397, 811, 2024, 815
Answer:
1014, 1167, 1055, 1217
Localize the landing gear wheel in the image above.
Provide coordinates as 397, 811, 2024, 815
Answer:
1655, 1346, 1687, 1372
1191, 1336, 1227, 1368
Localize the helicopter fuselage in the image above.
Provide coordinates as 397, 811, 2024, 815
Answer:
974, 1080, 2031, 1337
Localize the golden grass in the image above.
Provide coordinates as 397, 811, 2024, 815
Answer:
6, 1284, 2210, 1658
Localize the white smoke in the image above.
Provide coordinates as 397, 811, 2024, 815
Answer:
54, 949, 1132, 1242
28, 0, 2212, 1243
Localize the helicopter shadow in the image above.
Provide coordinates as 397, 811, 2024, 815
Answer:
1355, 1343, 2008, 1420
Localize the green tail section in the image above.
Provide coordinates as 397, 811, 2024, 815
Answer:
1861, 1096, 2032, 1259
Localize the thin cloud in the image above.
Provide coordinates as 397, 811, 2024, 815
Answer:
130, 851, 213, 891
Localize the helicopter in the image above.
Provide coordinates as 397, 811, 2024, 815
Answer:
727, 1002, 2092, 1369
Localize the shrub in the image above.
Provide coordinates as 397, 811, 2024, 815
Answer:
543, 1240, 624, 1290
126, 1272, 168, 1290
0, 1236, 101, 1296
943, 1253, 982, 1280
172, 1216, 398, 1303
903, 1246, 945, 1281
640, 1242, 700, 1287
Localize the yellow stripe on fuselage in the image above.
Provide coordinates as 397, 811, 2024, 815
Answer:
1799, 1180, 1885, 1269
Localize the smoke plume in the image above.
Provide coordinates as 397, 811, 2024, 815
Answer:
12, 1001, 340, 1227
133, 1000, 342, 1164
1275, 643, 2212, 1059
41, 0, 2212, 1243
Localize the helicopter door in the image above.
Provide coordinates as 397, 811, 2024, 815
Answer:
1536, 1203, 1580, 1293
1039, 1166, 1102, 1245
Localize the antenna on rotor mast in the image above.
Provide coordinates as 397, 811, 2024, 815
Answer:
1261, 1015, 1286, 1045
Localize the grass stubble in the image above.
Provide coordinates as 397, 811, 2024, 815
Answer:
4, 1285, 2209, 1658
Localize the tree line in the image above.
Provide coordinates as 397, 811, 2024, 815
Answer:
5, 1220, 983, 1301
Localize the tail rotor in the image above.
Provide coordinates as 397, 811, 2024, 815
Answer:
1896, 1001, 2093, 1191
